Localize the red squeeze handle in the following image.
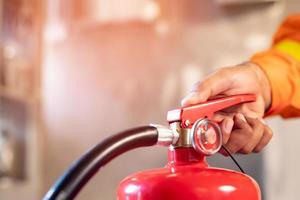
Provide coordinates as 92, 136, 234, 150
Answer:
167, 94, 256, 128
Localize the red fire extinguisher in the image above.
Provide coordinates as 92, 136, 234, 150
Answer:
44, 94, 261, 200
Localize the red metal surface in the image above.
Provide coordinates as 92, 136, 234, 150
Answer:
117, 147, 261, 200
167, 94, 256, 128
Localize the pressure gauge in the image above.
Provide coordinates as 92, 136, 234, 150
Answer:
191, 118, 222, 155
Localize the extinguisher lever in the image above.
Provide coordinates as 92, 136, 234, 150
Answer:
167, 94, 256, 128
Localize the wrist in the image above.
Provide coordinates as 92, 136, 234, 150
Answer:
248, 62, 272, 111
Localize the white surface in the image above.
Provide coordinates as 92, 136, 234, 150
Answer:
264, 117, 300, 200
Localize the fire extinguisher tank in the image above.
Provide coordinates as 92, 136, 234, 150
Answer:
117, 148, 261, 200
43, 95, 261, 200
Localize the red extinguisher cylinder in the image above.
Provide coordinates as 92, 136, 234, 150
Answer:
117, 147, 261, 200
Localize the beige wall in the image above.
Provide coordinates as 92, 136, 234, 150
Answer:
41, 1, 300, 200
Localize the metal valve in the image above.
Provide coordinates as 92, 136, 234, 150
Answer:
191, 118, 222, 155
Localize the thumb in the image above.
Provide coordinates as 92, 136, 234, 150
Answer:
181, 69, 232, 106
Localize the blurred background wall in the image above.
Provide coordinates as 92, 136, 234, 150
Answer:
0, 0, 300, 199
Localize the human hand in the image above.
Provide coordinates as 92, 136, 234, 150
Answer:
215, 113, 273, 154
182, 62, 273, 154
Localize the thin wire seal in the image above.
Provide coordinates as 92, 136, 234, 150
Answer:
221, 145, 245, 174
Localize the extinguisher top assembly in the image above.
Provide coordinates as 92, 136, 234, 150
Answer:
44, 94, 261, 200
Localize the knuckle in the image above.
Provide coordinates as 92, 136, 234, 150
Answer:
253, 146, 262, 153
266, 128, 273, 138
257, 121, 265, 129
244, 126, 254, 136
242, 146, 253, 154
256, 127, 265, 138
250, 126, 263, 137
225, 144, 239, 154
191, 81, 202, 91
230, 141, 245, 153
229, 148, 238, 154
252, 119, 263, 130
196, 80, 210, 92
213, 112, 226, 121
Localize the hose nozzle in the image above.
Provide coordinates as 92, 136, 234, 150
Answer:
150, 124, 179, 146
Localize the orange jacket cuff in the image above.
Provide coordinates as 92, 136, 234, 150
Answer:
251, 49, 297, 117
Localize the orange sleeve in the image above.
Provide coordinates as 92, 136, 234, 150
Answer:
250, 14, 300, 118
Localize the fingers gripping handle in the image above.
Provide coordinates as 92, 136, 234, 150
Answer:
167, 94, 256, 128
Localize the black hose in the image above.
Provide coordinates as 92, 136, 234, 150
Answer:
43, 126, 158, 200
